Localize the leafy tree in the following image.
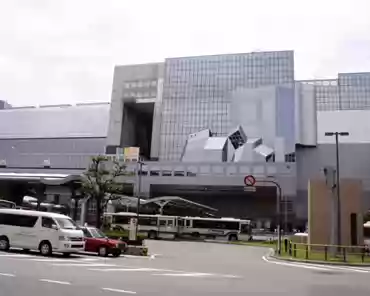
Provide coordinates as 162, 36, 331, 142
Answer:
82, 155, 131, 228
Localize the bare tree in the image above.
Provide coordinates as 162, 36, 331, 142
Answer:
82, 155, 131, 228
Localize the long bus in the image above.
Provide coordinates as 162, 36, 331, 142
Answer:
104, 212, 251, 241
364, 221, 370, 246
104, 212, 179, 239
178, 216, 251, 241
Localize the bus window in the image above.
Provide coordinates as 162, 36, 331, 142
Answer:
167, 220, 174, 227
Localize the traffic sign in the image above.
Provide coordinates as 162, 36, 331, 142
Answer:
244, 175, 256, 186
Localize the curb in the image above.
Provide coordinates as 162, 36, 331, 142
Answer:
270, 254, 370, 267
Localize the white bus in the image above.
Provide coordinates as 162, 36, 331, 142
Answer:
0, 209, 84, 256
0, 199, 16, 209
104, 212, 179, 239
104, 212, 251, 241
178, 216, 252, 241
364, 221, 370, 246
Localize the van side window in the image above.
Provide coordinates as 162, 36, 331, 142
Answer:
42, 217, 57, 229
0, 213, 38, 227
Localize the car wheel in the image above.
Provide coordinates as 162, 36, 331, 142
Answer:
148, 231, 157, 240
228, 234, 238, 242
39, 241, 52, 256
112, 249, 121, 257
98, 246, 108, 257
0, 236, 10, 251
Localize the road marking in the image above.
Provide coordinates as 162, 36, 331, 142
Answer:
102, 288, 136, 294
302, 263, 369, 273
262, 256, 331, 271
0, 273, 15, 277
0, 254, 32, 257
39, 279, 71, 285
50, 263, 117, 267
90, 267, 168, 272
30, 259, 83, 263
154, 272, 213, 277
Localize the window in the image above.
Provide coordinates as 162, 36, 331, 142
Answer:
54, 218, 78, 230
139, 217, 158, 226
159, 220, 166, 226
0, 213, 38, 228
167, 220, 174, 227
82, 228, 92, 238
42, 217, 57, 229
112, 215, 131, 224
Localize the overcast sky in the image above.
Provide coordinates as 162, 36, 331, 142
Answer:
0, 0, 370, 106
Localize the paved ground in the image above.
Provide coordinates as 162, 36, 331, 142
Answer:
1, 241, 370, 295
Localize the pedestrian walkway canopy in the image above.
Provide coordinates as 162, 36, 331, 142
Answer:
114, 195, 217, 214
0, 172, 81, 185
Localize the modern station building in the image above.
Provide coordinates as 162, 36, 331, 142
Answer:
1, 50, 370, 229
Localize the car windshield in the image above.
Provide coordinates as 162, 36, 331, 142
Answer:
54, 218, 78, 230
89, 228, 107, 239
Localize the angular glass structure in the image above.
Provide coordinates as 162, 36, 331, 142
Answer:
159, 51, 295, 160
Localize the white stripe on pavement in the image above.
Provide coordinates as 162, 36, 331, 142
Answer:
153, 272, 213, 277
39, 279, 71, 285
90, 268, 169, 272
50, 263, 117, 267
262, 256, 331, 271
0, 273, 15, 277
102, 288, 136, 294
0, 254, 32, 257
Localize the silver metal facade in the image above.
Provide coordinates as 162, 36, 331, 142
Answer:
159, 51, 295, 161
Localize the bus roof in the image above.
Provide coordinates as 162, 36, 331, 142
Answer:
0, 208, 71, 219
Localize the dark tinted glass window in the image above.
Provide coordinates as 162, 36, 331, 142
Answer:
0, 213, 38, 227
113, 216, 131, 224
42, 217, 57, 229
81, 228, 92, 237
139, 217, 158, 226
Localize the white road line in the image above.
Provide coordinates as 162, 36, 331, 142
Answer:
154, 272, 213, 277
50, 263, 117, 267
0, 254, 32, 257
0, 273, 15, 277
102, 288, 136, 294
262, 256, 331, 271
90, 268, 169, 272
39, 279, 71, 285
298, 263, 369, 273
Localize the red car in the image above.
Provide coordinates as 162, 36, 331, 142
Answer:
80, 226, 127, 257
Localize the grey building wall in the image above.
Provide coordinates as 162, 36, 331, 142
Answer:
0, 103, 110, 169
106, 63, 164, 154
159, 51, 295, 161
296, 144, 370, 220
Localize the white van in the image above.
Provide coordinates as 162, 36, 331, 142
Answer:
0, 209, 84, 256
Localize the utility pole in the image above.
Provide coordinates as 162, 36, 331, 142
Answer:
324, 131, 349, 250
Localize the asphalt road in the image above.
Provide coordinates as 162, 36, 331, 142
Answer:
1, 241, 370, 295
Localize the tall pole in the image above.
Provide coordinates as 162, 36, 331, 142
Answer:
325, 131, 349, 250
335, 133, 342, 249
135, 161, 143, 238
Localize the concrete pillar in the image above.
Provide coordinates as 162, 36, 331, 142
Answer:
80, 197, 90, 225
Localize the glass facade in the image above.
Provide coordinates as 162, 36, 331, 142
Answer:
339, 72, 370, 110
299, 79, 339, 111
301, 73, 370, 111
159, 51, 295, 161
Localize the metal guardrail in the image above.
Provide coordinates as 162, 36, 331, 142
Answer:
282, 241, 370, 263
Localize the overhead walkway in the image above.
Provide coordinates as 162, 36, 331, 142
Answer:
115, 195, 218, 215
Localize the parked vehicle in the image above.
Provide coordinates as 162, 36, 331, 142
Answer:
104, 212, 252, 241
0, 209, 84, 256
80, 226, 127, 257
0, 199, 16, 209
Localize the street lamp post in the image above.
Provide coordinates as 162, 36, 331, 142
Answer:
135, 161, 143, 238
324, 131, 349, 249
263, 177, 283, 255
